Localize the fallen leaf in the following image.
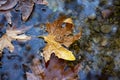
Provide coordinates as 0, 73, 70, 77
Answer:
0, 0, 7, 7
16, 0, 34, 21
0, 11, 13, 24
43, 35, 75, 62
46, 16, 82, 47
0, 26, 31, 56
16, 0, 48, 21
0, 0, 18, 24
3, 11, 12, 24
0, 0, 18, 10
40, 16, 82, 62
0, 0, 48, 23
26, 54, 81, 80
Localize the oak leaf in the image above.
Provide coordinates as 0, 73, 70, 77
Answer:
26, 54, 81, 80
0, 26, 31, 56
41, 16, 82, 62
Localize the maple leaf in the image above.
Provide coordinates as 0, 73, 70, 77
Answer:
26, 54, 81, 80
40, 16, 82, 62
46, 16, 82, 47
42, 35, 75, 62
0, 26, 31, 56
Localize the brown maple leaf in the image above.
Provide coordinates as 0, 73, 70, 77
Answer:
0, 26, 31, 56
46, 16, 82, 47
26, 54, 81, 80
40, 16, 82, 62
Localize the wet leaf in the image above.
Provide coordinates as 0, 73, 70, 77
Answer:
46, 16, 82, 47
26, 54, 81, 80
40, 16, 82, 62
16, 0, 48, 21
0, 0, 48, 23
43, 35, 75, 62
0, 0, 18, 10
3, 11, 12, 24
0, 26, 31, 56
0, 0, 18, 24
0, 0, 7, 7
16, 0, 34, 21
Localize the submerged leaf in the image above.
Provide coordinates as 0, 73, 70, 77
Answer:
0, 11, 12, 24
0, 0, 18, 10
0, 0, 18, 24
16, 0, 48, 21
0, 26, 31, 56
40, 16, 82, 62
0, 0, 48, 23
16, 0, 34, 21
26, 54, 81, 80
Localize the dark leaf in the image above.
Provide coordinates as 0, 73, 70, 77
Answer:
26, 54, 81, 80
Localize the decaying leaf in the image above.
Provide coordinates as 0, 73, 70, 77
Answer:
0, 0, 18, 10
26, 54, 81, 80
0, 26, 31, 56
0, 11, 12, 24
0, 0, 48, 23
0, 0, 7, 7
3, 11, 12, 24
0, 0, 18, 24
16, 0, 34, 21
40, 16, 82, 62
16, 0, 48, 21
